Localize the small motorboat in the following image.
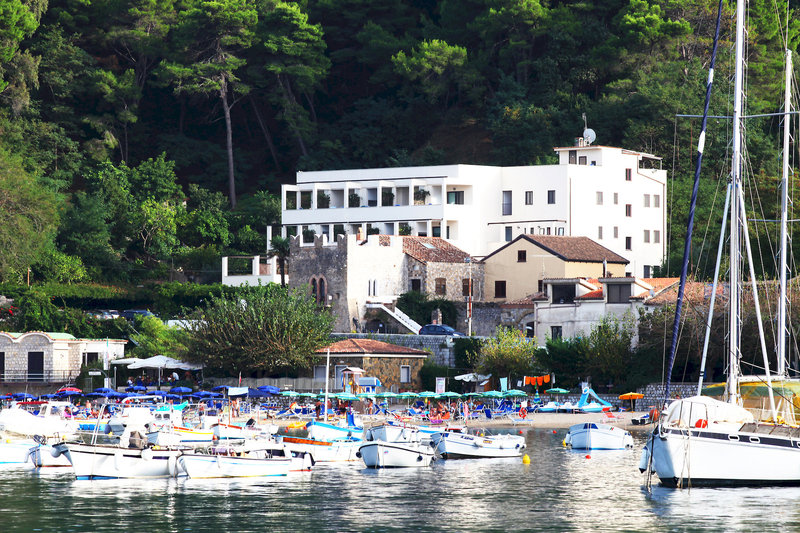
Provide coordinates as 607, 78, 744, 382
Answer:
430, 431, 526, 459
280, 435, 362, 462
357, 441, 434, 468
179, 443, 303, 478
306, 420, 363, 441
537, 401, 560, 413
57, 442, 186, 480
564, 422, 633, 450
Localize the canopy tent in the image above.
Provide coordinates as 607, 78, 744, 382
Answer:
127, 355, 203, 371
110, 357, 144, 366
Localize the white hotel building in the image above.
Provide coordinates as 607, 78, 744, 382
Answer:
281, 144, 667, 278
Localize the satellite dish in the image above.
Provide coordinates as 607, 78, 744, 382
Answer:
583, 128, 596, 145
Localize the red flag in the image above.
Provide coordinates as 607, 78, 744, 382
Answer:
238, 372, 242, 385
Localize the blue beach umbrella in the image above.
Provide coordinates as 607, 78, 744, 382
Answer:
126, 385, 147, 392
93, 387, 116, 394
170, 386, 193, 395
12, 393, 35, 400
211, 385, 229, 392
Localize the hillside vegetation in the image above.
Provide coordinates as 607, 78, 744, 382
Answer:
1, 0, 798, 284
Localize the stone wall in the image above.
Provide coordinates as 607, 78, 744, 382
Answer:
362, 356, 425, 391
289, 235, 350, 331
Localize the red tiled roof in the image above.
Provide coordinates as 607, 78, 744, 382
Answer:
401, 236, 470, 264
315, 338, 429, 356
524, 235, 629, 263
577, 289, 604, 300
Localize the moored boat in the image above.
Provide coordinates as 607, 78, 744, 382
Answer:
431, 431, 526, 459
357, 441, 434, 468
564, 422, 633, 450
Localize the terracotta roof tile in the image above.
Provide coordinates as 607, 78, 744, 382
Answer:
316, 338, 429, 356
401, 236, 470, 264
524, 235, 629, 263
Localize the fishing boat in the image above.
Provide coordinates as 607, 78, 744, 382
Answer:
179, 444, 296, 478
564, 423, 633, 450
641, 0, 800, 486
55, 441, 186, 480
358, 426, 434, 468
280, 435, 362, 462
306, 419, 363, 441
430, 431, 526, 459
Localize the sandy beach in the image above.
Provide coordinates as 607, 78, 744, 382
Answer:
258, 410, 651, 431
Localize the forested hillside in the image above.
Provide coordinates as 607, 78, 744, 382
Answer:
1, 0, 798, 284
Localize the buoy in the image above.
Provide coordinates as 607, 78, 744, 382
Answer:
552, 430, 557, 434
522, 454, 530, 464
585, 454, 591, 459
562, 440, 566, 447
518, 430, 524, 435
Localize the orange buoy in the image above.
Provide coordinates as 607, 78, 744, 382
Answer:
585, 454, 591, 459
552, 430, 557, 434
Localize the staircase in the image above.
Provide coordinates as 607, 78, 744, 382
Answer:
365, 302, 421, 334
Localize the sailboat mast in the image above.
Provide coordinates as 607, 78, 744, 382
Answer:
728, 0, 746, 405
778, 49, 792, 378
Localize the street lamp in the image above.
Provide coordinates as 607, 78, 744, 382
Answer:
465, 256, 473, 336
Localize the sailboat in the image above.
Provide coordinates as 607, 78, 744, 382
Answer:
639, 0, 800, 487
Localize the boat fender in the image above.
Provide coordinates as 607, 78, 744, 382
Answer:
168, 455, 178, 477
417, 455, 423, 462
355, 451, 362, 458
114, 451, 124, 471
141, 447, 154, 461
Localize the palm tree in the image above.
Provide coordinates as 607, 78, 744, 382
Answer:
269, 235, 291, 287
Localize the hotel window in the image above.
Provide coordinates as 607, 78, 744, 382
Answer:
462, 279, 472, 297
556, 227, 565, 235
447, 191, 464, 204
314, 365, 327, 382
598, 226, 603, 239
579, 156, 587, 165
596, 191, 603, 205
518, 250, 527, 262
525, 191, 533, 205
435, 278, 446, 295
625, 237, 632, 250
613, 226, 619, 238
644, 194, 650, 207
550, 326, 563, 340
654, 230, 661, 243
654, 195, 661, 208
495, 280, 507, 299
569, 150, 577, 164
505, 226, 513, 241
547, 190, 556, 204
643, 265, 651, 278
644, 230, 650, 243
502, 190, 512, 215
613, 193, 618, 205
625, 168, 632, 181
546, 227, 551, 235
400, 365, 410, 383
625, 204, 632, 217
607, 283, 632, 303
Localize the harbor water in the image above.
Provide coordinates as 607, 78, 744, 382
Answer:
1, 427, 798, 532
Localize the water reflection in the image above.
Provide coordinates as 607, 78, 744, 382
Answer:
2, 428, 800, 532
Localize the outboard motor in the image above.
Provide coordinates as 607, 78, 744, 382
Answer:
50, 442, 73, 465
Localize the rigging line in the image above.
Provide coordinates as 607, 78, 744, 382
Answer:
664, 0, 726, 406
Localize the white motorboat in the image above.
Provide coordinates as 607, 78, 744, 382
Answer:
0, 438, 40, 465
0, 402, 79, 438
357, 441, 435, 468
363, 423, 419, 442
280, 435, 361, 462
179, 446, 294, 478
431, 431, 526, 459
564, 422, 633, 450
56, 442, 186, 479
537, 401, 559, 413
147, 425, 215, 446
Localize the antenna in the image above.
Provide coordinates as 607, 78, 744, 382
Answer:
581, 113, 596, 145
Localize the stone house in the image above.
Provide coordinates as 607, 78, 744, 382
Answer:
312, 338, 429, 392
288, 233, 484, 333
0, 332, 127, 384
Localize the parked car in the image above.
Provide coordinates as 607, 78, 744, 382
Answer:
88, 309, 120, 320
418, 324, 465, 337
120, 309, 158, 321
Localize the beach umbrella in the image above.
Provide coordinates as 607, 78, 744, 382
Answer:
12, 392, 36, 400
245, 388, 269, 398
149, 390, 167, 396
57, 386, 82, 394
169, 386, 193, 395
545, 388, 569, 394
375, 392, 398, 399
211, 385, 229, 392
57, 390, 83, 397
280, 390, 299, 397
126, 385, 147, 392
397, 392, 419, 398
503, 389, 527, 398
619, 392, 644, 410
39, 393, 59, 399
357, 392, 375, 399
439, 391, 462, 399
0, 394, 11, 400
482, 390, 504, 398
194, 391, 216, 398
337, 392, 359, 402
165, 394, 181, 401
93, 387, 115, 394
85, 392, 106, 398
257, 385, 281, 395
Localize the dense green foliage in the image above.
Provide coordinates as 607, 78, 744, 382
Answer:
469, 327, 541, 388
396, 291, 458, 329
183, 284, 334, 375
0, 0, 798, 283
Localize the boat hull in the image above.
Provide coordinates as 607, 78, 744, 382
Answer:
645, 425, 800, 486
64, 443, 185, 479
358, 441, 434, 468
431, 431, 526, 458
179, 453, 290, 478
565, 423, 633, 450
281, 436, 361, 462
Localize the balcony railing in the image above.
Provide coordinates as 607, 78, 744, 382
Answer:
0, 370, 79, 383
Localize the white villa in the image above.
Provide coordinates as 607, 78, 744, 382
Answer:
281, 142, 667, 277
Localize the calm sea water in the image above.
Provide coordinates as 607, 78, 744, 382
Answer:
1, 427, 798, 532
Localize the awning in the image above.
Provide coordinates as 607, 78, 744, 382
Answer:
454, 373, 492, 383
358, 377, 382, 387
343, 367, 365, 374
126, 355, 203, 370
